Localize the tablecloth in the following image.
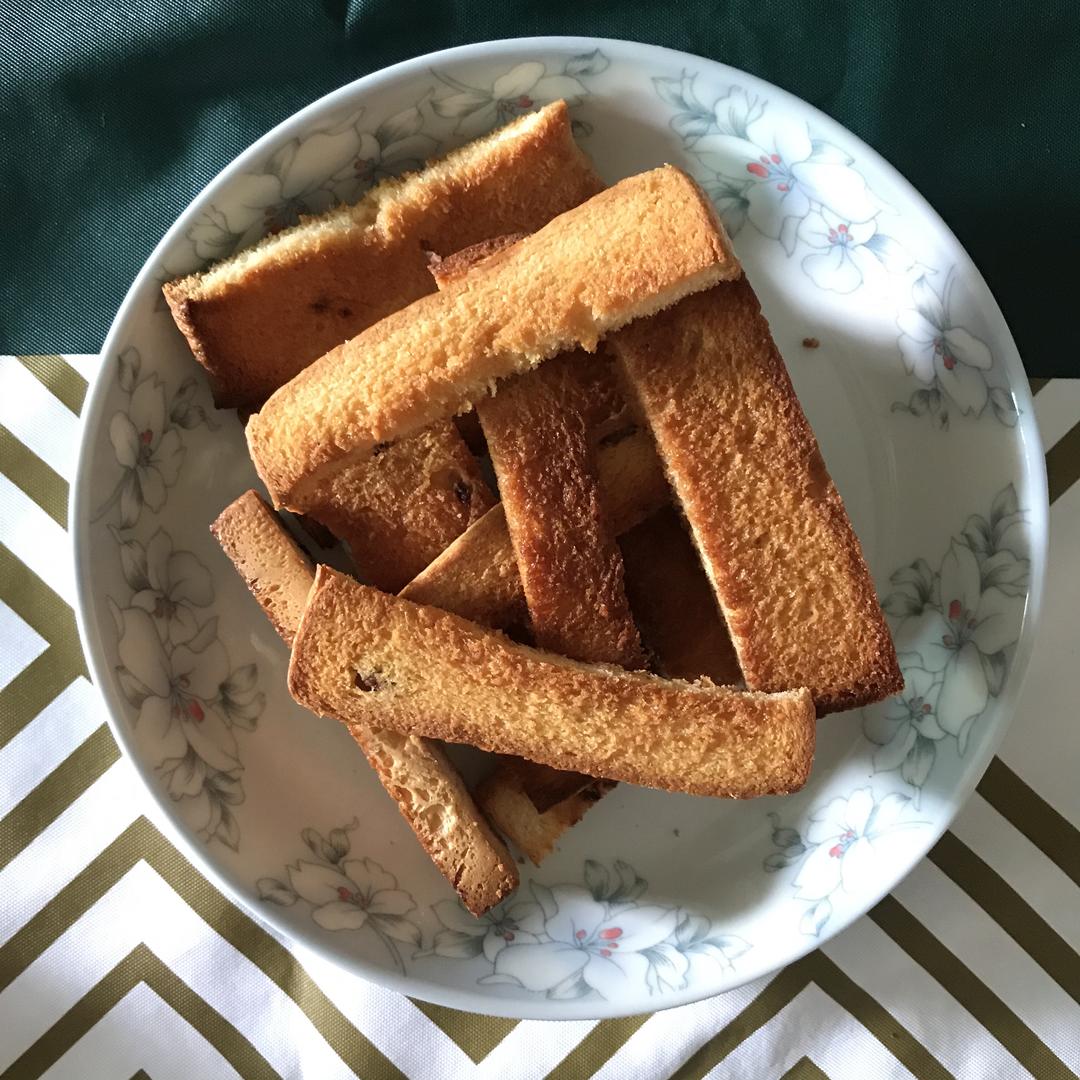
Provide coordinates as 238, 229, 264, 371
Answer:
3, 5, 1079, 378
0, 355, 1078, 1078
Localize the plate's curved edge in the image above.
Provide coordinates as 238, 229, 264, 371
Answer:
69, 36, 1049, 1020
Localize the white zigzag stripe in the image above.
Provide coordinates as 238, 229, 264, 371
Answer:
0, 861, 355, 1080
0, 676, 102, 818
588, 977, 769, 1080
41, 981, 242, 1080
894, 859, 1080, 1068
954, 794, 1080, 953
0, 760, 141, 947
0, 356, 80, 479
64, 353, 101, 383
477, 1016, 600, 1080
0, 598, 48, 693
822, 914, 1008, 1076
708, 984, 920, 1079
0, 472, 76, 607
291, 944, 482, 1079
997, 486, 1080, 825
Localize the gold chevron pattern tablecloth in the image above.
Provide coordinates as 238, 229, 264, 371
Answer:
1, 354, 1079, 1079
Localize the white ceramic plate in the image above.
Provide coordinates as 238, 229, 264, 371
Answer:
72, 37, 1047, 1019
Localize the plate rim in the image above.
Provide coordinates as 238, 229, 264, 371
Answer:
70, 34, 1049, 1020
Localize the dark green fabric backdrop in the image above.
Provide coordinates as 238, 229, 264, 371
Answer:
2, 1, 1077, 375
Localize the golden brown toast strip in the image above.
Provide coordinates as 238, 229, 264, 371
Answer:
476, 355, 646, 815
178, 108, 593, 589
246, 166, 740, 510
289, 568, 816, 798
620, 507, 744, 685
428, 230, 630, 434
165, 102, 602, 408
609, 279, 902, 714
401, 502, 528, 630
211, 491, 316, 646
301, 423, 496, 593
477, 355, 645, 670
400, 424, 669, 628
211, 492, 517, 915
428, 235, 630, 433
395, 486, 617, 861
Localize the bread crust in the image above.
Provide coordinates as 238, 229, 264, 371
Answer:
164, 103, 602, 408
427, 233, 527, 287
183, 107, 596, 593
610, 279, 902, 714
210, 490, 315, 646
399, 503, 528, 629
482, 506, 747, 853
289, 569, 816, 798
211, 492, 517, 914
246, 166, 740, 510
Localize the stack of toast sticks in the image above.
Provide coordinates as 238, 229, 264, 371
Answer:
165, 102, 902, 916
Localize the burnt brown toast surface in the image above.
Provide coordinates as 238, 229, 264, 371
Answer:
620, 507, 744, 686
476, 764, 616, 866
478, 355, 645, 669
476, 354, 645, 816
400, 425, 670, 630
301, 422, 495, 592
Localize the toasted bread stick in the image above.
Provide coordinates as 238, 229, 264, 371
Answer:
478, 356, 646, 670
477, 355, 646, 815
246, 166, 740, 510
435, 239, 644, 818
289, 569, 816, 798
165, 102, 602, 408
475, 765, 617, 866
481, 508, 747, 864
609, 279, 902, 714
301, 423, 496, 592
177, 105, 595, 589
211, 492, 517, 914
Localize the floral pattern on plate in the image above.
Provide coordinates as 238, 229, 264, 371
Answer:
764, 789, 926, 936
863, 484, 1029, 802
96, 348, 264, 849
892, 272, 1017, 427
466, 870, 749, 1001
432, 51, 609, 137
164, 49, 610, 282
653, 72, 1017, 427
258, 821, 422, 973
260, 836, 748, 1000
429, 860, 747, 1000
